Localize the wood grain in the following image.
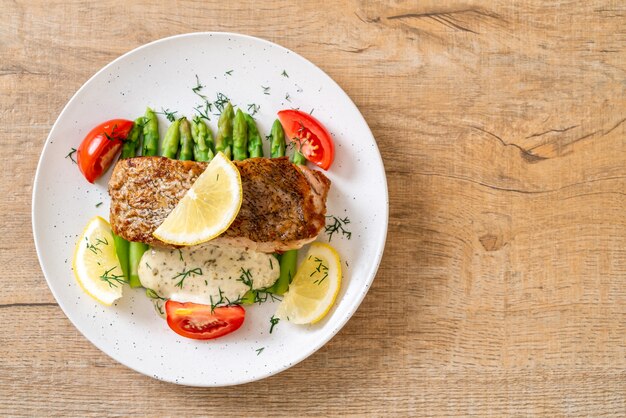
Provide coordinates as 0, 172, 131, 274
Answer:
1, 0, 625, 416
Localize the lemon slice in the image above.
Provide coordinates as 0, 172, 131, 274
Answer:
73, 216, 124, 306
153, 152, 243, 246
275, 242, 342, 324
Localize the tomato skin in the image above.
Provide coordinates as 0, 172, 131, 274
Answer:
277, 110, 335, 170
77, 119, 133, 183
165, 301, 245, 340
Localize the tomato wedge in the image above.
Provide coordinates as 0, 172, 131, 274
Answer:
277, 110, 335, 170
165, 301, 245, 340
77, 119, 133, 183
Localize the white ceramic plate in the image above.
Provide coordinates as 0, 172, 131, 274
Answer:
32, 33, 388, 386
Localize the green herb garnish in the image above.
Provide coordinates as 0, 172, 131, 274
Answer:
269, 315, 280, 333
65, 148, 77, 164
247, 103, 260, 116
173, 267, 203, 289
157, 108, 178, 122
325, 216, 352, 242
100, 266, 125, 288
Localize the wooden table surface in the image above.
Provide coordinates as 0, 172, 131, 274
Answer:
2, 1, 625, 416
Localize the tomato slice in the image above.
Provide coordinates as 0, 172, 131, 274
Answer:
165, 301, 245, 340
277, 110, 335, 170
76, 119, 133, 183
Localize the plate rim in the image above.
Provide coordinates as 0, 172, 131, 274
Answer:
32, 31, 389, 386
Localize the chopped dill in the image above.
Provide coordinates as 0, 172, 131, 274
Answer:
65, 148, 77, 164
225, 69, 234, 76
281, 70, 289, 78
192, 74, 206, 98
214, 92, 230, 113
173, 267, 203, 289
269, 315, 280, 334
103, 124, 119, 141
255, 347, 265, 355
95, 202, 103, 208
285, 93, 291, 102
94, 237, 108, 246
325, 216, 352, 241
192, 75, 212, 121
247, 103, 260, 116
194, 101, 212, 121
85, 242, 102, 255
100, 266, 125, 288
157, 108, 178, 122
261, 85, 270, 95
237, 267, 253, 288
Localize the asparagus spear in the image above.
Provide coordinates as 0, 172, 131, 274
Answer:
113, 118, 143, 282
161, 118, 181, 159
120, 118, 142, 159
142, 107, 159, 157
178, 117, 194, 161
215, 102, 234, 159
128, 107, 160, 288
292, 150, 307, 165
191, 116, 215, 162
245, 113, 263, 158
265, 119, 299, 295
269, 119, 285, 158
232, 109, 248, 161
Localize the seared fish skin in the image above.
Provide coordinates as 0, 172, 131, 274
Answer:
108, 156, 331, 252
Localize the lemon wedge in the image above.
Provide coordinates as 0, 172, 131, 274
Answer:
73, 216, 124, 305
153, 152, 242, 246
275, 242, 342, 324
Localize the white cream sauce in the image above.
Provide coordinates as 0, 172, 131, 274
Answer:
138, 243, 280, 308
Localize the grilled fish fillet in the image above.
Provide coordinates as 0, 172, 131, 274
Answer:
108, 156, 331, 252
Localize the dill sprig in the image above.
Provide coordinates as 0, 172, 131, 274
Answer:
95, 237, 108, 246
157, 108, 178, 122
254, 291, 282, 304
173, 267, 203, 289
85, 235, 107, 255
65, 148, 77, 164
269, 315, 280, 333
192, 74, 207, 99
225, 69, 234, 76
194, 101, 213, 121
214, 92, 230, 113
247, 103, 260, 116
238, 267, 253, 288
209, 287, 237, 312
103, 124, 120, 141
236, 267, 281, 305
100, 266, 125, 288
281, 70, 289, 78
325, 215, 352, 242
311, 258, 329, 285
